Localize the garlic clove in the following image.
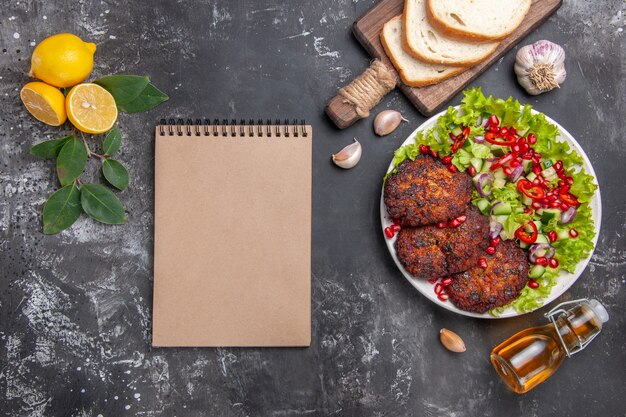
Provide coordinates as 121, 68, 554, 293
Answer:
515, 40, 566, 95
332, 138, 362, 169
373, 110, 409, 136
439, 328, 466, 353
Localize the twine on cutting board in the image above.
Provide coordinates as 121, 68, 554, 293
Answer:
338, 59, 397, 118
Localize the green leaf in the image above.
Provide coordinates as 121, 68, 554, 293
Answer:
102, 159, 129, 191
42, 184, 82, 234
80, 183, 126, 224
103, 127, 122, 156
30, 136, 72, 159
118, 83, 169, 113
94, 75, 150, 105
56, 136, 87, 186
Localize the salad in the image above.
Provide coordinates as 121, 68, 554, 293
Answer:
388, 88, 598, 314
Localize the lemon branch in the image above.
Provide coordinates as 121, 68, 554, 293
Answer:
80, 132, 105, 159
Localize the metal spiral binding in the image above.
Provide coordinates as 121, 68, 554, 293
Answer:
158, 118, 308, 137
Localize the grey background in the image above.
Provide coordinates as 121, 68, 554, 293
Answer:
1, 0, 625, 416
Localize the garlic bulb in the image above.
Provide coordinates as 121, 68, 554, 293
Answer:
374, 110, 408, 136
332, 139, 361, 169
515, 40, 566, 95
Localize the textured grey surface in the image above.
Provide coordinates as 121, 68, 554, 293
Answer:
0, 0, 625, 416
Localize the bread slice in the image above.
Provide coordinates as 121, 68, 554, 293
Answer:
403, 0, 499, 66
426, 0, 531, 41
380, 16, 464, 88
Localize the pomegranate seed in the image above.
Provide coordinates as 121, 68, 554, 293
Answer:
500, 127, 509, 136
509, 127, 518, 135
420, 144, 429, 154
434, 283, 443, 294
503, 166, 513, 176
486, 246, 496, 255
531, 201, 541, 210
523, 208, 533, 214
467, 166, 476, 176
430, 150, 438, 158
517, 136, 526, 145
384, 227, 394, 238
548, 231, 558, 242
442, 155, 453, 165
447, 164, 458, 173
522, 152, 532, 160
510, 159, 521, 168
490, 237, 501, 247
548, 194, 558, 202
566, 176, 574, 185
528, 279, 540, 289
478, 258, 488, 268
549, 201, 561, 208
532, 166, 542, 175
438, 292, 449, 301
488, 114, 500, 127
392, 224, 401, 233
489, 125, 500, 133
527, 133, 537, 144
560, 202, 569, 211
561, 184, 570, 193
441, 277, 453, 287
519, 143, 529, 153
554, 161, 563, 172
428, 278, 438, 284
535, 257, 548, 266
549, 258, 559, 268
569, 228, 579, 238
449, 215, 467, 228
512, 144, 521, 154
437, 221, 448, 228
558, 172, 566, 179
533, 178, 541, 185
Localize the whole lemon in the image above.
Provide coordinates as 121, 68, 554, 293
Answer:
29, 33, 96, 88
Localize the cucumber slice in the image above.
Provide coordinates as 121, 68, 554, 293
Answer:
494, 214, 509, 225
480, 160, 493, 173
542, 160, 553, 169
493, 178, 506, 189
522, 160, 533, 173
493, 169, 507, 180
529, 265, 546, 279
470, 157, 483, 173
519, 241, 530, 249
541, 208, 561, 224
522, 195, 534, 206
451, 125, 462, 136
535, 234, 549, 244
542, 167, 558, 181
532, 220, 543, 232
557, 229, 571, 240
526, 172, 537, 182
476, 199, 491, 215
492, 202, 512, 215
491, 145, 507, 156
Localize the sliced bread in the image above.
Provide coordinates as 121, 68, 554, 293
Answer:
403, 0, 499, 66
426, 0, 532, 41
380, 16, 464, 88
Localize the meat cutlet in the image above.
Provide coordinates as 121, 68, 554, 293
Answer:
394, 206, 490, 280
384, 156, 473, 227
447, 240, 529, 313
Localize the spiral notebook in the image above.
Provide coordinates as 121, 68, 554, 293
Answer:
153, 119, 312, 347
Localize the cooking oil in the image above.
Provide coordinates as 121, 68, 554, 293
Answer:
490, 299, 608, 394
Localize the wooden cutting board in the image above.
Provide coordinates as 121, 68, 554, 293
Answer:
326, 0, 562, 128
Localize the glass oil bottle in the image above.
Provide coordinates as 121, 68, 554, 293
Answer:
490, 299, 609, 394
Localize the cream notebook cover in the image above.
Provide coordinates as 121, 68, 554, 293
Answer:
153, 120, 312, 347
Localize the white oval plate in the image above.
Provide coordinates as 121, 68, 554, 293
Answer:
380, 107, 602, 318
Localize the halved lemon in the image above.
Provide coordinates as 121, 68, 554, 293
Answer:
66, 83, 118, 134
20, 81, 67, 126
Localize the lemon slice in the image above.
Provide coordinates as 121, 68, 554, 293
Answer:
20, 82, 67, 126
66, 83, 118, 134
